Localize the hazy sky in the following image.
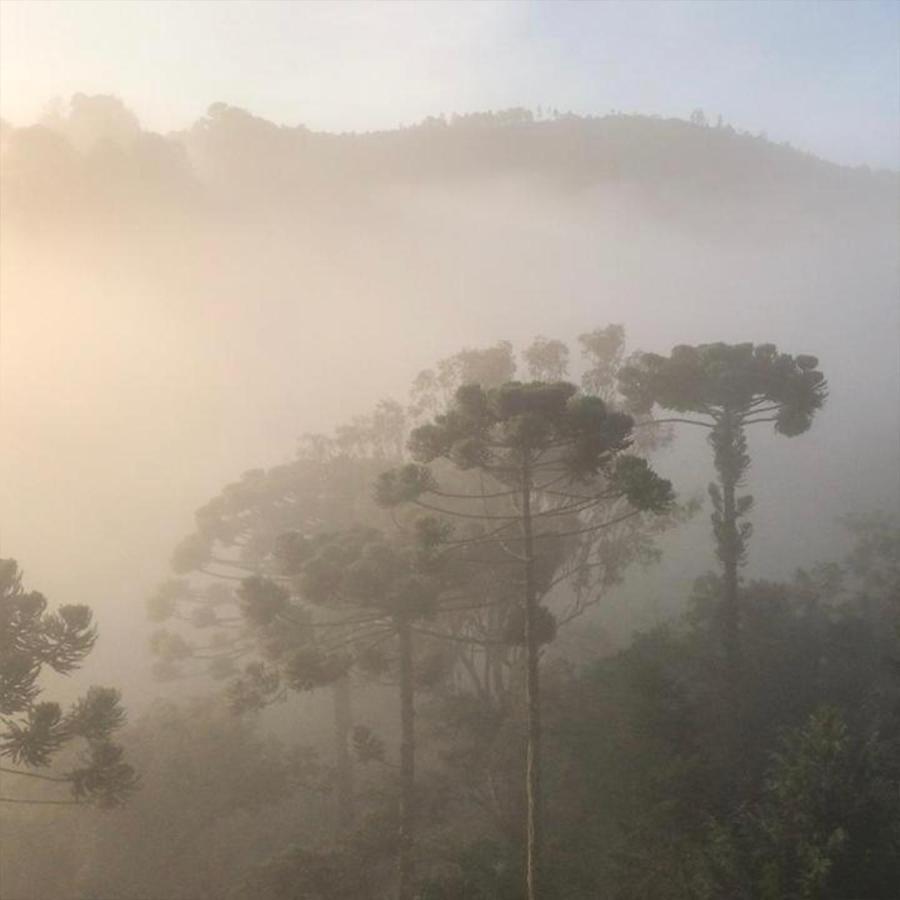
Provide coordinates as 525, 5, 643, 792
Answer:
1, 0, 897, 168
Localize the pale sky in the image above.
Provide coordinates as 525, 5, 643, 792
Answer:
0, 0, 897, 168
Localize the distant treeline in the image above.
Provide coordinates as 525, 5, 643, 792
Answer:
1, 95, 895, 227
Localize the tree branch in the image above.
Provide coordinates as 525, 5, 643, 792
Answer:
0, 766, 71, 784
634, 417, 713, 429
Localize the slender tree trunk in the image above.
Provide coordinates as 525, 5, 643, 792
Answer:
720, 463, 741, 682
710, 411, 747, 684
487, 603, 507, 706
397, 616, 415, 900
521, 458, 544, 900
332, 675, 354, 834
491, 644, 507, 706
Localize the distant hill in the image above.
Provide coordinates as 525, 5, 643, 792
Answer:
2, 98, 896, 231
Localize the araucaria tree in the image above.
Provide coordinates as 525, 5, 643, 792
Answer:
618, 343, 827, 678
270, 524, 456, 900
377, 381, 673, 900
0, 559, 137, 807
148, 412, 405, 834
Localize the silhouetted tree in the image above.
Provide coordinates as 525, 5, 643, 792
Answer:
377, 381, 673, 900
618, 343, 826, 679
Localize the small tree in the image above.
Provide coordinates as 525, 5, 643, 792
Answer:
0, 559, 136, 807
690, 108, 708, 128
618, 343, 826, 679
377, 381, 673, 900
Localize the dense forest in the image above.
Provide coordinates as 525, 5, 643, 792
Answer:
2, 97, 898, 899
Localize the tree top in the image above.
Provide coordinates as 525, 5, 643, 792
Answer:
618, 342, 827, 434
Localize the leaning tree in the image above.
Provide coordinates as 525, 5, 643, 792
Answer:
617, 342, 827, 679
377, 380, 673, 900
0, 559, 136, 808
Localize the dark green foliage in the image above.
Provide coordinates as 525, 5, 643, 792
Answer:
68, 738, 136, 808
283, 526, 446, 622
0, 559, 136, 806
618, 342, 827, 676
535, 521, 900, 899
352, 725, 386, 764
392, 382, 671, 517
609, 456, 674, 513
375, 464, 438, 506
239, 575, 290, 626
1, 559, 96, 717
618, 343, 827, 432
503, 605, 558, 647
1, 701, 67, 766
413, 515, 455, 555
227, 661, 282, 714
284, 647, 353, 692
66, 686, 127, 741
749, 707, 899, 900
404, 381, 639, 483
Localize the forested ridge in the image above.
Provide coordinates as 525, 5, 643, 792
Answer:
2, 98, 895, 226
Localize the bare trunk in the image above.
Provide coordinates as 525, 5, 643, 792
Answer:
710, 410, 748, 685
397, 617, 415, 900
332, 675, 354, 834
522, 459, 543, 900
721, 467, 741, 682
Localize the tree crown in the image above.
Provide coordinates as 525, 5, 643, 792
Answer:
406, 381, 635, 479
618, 342, 826, 435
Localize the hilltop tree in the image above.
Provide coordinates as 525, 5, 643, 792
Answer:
618, 343, 827, 679
0, 559, 136, 807
377, 380, 673, 900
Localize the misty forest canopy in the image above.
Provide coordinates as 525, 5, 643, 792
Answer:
0, 94, 895, 232
1, 91, 898, 900
6, 326, 897, 900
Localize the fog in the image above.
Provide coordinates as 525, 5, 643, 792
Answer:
2, 47, 899, 900
3, 102, 895, 687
